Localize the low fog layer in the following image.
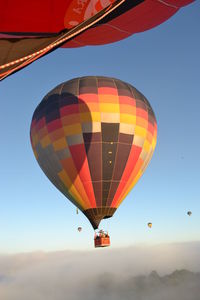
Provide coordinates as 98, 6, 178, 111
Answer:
0, 242, 199, 300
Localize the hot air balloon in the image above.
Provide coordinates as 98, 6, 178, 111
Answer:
187, 211, 192, 216
0, 0, 194, 80
77, 227, 82, 232
148, 222, 152, 228
30, 76, 157, 246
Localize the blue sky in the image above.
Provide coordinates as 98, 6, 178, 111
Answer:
0, 1, 199, 253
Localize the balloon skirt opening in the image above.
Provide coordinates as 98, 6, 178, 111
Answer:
83, 207, 117, 229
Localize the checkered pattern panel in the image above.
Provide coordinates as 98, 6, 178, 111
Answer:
30, 76, 157, 229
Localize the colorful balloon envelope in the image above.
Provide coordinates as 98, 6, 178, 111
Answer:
30, 76, 157, 229
0, 0, 194, 80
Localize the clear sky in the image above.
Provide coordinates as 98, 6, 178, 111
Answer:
0, 1, 199, 253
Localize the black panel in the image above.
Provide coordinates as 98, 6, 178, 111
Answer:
79, 77, 98, 94
45, 109, 60, 123
101, 123, 119, 206
92, 181, 102, 207
106, 181, 120, 206
83, 132, 101, 144
102, 142, 117, 181
113, 143, 132, 181
102, 181, 111, 203
148, 114, 156, 125
130, 85, 145, 100
115, 79, 133, 97
61, 79, 79, 96
101, 123, 119, 142
59, 93, 79, 107
96, 0, 144, 26
98, 77, 116, 88
136, 99, 146, 109
118, 133, 133, 144
85, 143, 102, 181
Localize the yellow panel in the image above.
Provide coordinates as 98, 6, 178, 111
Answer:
33, 149, 38, 160
143, 140, 151, 152
63, 123, 82, 135
133, 135, 145, 147
152, 137, 157, 150
117, 170, 143, 207
99, 103, 119, 113
140, 148, 147, 161
58, 170, 88, 209
40, 135, 51, 148
31, 134, 39, 147
120, 123, 135, 134
120, 114, 136, 124
91, 122, 101, 133
115, 158, 144, 207
81, 122, 92, 133
128, 170, 142, 193
53, 138, 68, 151
141, 149, 153, 173
80, 112, 101, 122
135, 126, 147, 138
101, 112, 120, 123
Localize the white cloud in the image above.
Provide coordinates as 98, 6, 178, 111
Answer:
0, 242, 199, 300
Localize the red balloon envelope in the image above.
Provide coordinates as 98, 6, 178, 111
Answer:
0, 0, 194, 80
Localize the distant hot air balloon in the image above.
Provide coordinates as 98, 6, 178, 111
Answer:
30, 76, 157, 240
0, 0, 194, 80
148, 222, 152, 228
78, 227, 82, 232
187, 211, 192, 216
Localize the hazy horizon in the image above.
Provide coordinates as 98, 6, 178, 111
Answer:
0, 241, 199, 300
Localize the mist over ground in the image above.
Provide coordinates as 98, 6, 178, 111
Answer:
0, 242, 199, 300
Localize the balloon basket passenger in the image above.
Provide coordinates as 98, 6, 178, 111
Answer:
94, 230, 110, 248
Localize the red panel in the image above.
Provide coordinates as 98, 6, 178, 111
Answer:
119, 96, 136, 107
60, 105, 79, 117
38, 126, 48, 140
148, 123, 155, 135
79, 94, 99, 103
64, 0, 193, 47
35, 117, 46, 131
136, 108, 148, 119
98, 87, 118, 95
165, 0, 194, 7
111, 145, 142, 207
0, 0, 193, 37
47, 119, 62, 132
69, 144, 96, 207
31, 119, 37, 128
49, 128, 65, 142
0, 0, 70, 33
